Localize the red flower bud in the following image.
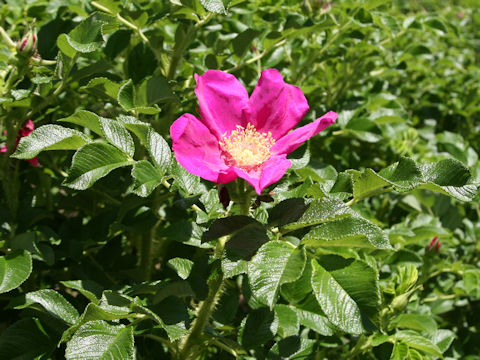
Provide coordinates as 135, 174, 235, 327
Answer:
427, 236, 441, 252
17, 27, 37, 57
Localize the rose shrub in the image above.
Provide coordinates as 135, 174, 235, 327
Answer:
0, 1, 479, 359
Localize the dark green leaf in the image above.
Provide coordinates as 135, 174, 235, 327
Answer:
0, 250, 32, 294
64, 142, 134, 190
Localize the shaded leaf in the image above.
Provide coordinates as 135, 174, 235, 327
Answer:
0, 250, 32, 294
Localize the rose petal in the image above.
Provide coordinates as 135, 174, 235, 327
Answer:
171, 113, 237, 183
272, 111, 337, 155
234, 154, 291, 195
195, 70, 249, 139
245, 69, 309, 139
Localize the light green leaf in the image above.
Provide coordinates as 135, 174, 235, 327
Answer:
16, 289, 79, 325
119, 117, 171, 171
12, 125, 90, 159
274, 304, 299, 337
302, 216, 392, 249
98, 117, 135, 156
350, 157, 477, 202
291, 300, 334, 336
395, 330, 443, 357
65, 321, 134, 360
60, 111, 135, 156
390, 341, 409, 360
200, 0, 226, 14
282, 197, 354, 231
430, 329, 455, 353
281, 259, 313, 304
64, 142, 134, 190
60, 110, 102, 135
147, 130, 172, 170
248, 242, 306, 308
311, 259, 362, 335
0, 250, 32, 294
171, 160, 203, 196
390, 314, 437, 334
167, 258, 194, 280
318, 256, 381, 317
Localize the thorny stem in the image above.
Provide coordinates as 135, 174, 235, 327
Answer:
91, 1, 150, 44
139, 232, 153, 282
226, 39, 287, 73
176, 236, 228, 360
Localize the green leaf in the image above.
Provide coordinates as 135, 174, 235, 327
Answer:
60, 110, 103, 135
82, 77, 121, 99
11, 125, 90, 159
281, 259, 313, 304
395, 330, 443, 357
310, 259, 362, 335
147, 130, 172, 170
0, 250, 32, 294
117, 79, 160, 114
200, 0, 226, 14
233, 29, 261, 57
119, 116, 171, 170
61, 280, 104, 304
318, 256, 381, 318
171, 160, 203, 196
16, 289, 79, 325
302, 216, 392, 249
65, 321, 134, 360
350, 157, 477, 202
430, 329, 455, 353
57, 14, 111, 56
390, 314, 437, 334
131, 160, 164, 197
267, 336, 316, 360
274, 304, 299, 337
281, 197, 355, 231
64, 142, 134, 190
60, 111, 135, 156
248, 241, 306, 308
390, 341, 409, 360
0, 318, 55, 359
290, 297, 335, 336
136, 75, 177, 105
240, 307, 278, 349
118, 80, 136, 110
167, 258, 194, 280
204, 216, 268, 260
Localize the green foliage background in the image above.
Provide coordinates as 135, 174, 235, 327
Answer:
0, 0, 479, 359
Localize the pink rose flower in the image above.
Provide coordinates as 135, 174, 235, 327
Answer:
1, 120, 40, 166
170, 69, 337, 194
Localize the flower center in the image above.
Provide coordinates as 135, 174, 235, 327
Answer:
219, 123, 275, 171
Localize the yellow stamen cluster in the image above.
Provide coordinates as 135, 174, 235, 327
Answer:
219, 123, 275, 171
